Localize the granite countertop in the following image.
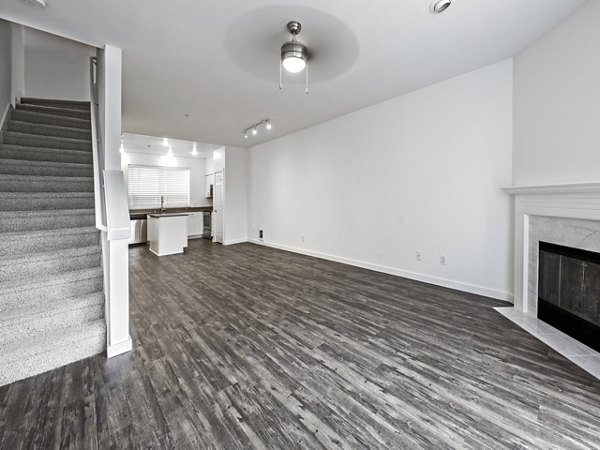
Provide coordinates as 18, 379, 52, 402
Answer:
147, 213, 190, 218
130, 207, 212, 219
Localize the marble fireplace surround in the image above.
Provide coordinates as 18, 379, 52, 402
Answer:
500, 181, 600, 379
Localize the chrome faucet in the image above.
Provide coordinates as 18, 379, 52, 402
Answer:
160, 195, 166, 212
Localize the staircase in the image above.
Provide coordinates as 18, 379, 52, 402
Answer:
0, 98, 106, 386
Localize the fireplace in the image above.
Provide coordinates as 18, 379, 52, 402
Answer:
538, 241, 600, 352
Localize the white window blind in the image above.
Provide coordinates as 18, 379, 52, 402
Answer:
128, 165, 190, 209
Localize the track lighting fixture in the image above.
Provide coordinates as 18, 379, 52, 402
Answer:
242, 118, 272, 139
279, 21, 309, 94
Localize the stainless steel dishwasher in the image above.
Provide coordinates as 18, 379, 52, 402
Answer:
129, 215, 148, 244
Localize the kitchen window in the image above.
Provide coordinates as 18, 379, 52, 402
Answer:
127, 165, 191, 209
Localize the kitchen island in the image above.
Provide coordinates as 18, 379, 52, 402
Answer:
147, 213, 189, 256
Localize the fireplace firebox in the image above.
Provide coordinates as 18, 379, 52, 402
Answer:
538, 241, 600, 352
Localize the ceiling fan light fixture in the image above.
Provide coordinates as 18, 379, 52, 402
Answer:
281, 42, 307, 73
279, 21, 309, 93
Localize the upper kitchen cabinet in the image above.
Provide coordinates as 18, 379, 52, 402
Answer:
205, 173, 214, 198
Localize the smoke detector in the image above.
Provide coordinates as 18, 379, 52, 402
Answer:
21, 0, 47, 8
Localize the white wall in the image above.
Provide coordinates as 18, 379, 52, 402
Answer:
0, 20, 12, 126
205, 156, 214, 175
224, 147, 249, 245
513, 0, 600, 185
24, 27, 96, 101
249, 59, 514, 301
10, 23, 25, 106
121, 152, 212, 208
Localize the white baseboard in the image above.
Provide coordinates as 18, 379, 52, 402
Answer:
107, 337, 133, 358
223, 237, 248, 246
249, 239, 514, 302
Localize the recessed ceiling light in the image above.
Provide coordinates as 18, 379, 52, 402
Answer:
20, 0, 47, 8
192, 144, 198, 156
162, 138, 169, 147
433, 0, 451, 13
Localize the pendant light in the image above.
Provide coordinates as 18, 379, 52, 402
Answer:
280, 21, 309, 94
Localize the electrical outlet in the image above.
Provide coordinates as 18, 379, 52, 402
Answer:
301, 235, 305, 242
440, 255, 447, 265
259, 229, 264, 240
416, 250, 422, 261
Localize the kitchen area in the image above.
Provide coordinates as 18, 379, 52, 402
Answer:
122, 134, 227, 255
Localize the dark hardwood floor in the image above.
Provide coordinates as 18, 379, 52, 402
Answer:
1, 239, 600, 449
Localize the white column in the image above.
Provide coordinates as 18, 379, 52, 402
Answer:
100, 45, 131, 358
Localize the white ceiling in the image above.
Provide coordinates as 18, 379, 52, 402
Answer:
121, 133, 220, 159
0, 0, 587, 148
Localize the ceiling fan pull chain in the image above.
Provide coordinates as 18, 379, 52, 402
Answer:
305, 63, 309, 94
279, 60, 283, 90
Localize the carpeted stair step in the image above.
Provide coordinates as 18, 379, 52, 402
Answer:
10, 109, 91, 130
0, 266, 104, 312
0, 226, 99, 256
15, 103, 91, 120
0, 245, 102, 282
0, 144, 94, 164
20, 97, 91, 111
0, 291, 104, 345
0, 96, 106, 386
0, 319, 105, 386
0, 174, 93, 192
7, 120, 92, 141
0, 192, 94, 210
0, 158, 93, 177
0, 209, 95, 232
3, 131, 92, 152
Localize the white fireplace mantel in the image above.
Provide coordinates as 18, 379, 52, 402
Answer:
499, 181, 600, 379
503, 181, 600, 313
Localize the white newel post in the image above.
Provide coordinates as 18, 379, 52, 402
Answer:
102, 46, 132, 358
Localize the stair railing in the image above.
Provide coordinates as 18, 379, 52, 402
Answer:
89, 56, 108, 231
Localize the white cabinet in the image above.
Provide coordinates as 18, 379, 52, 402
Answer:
187, 212, 204, 238
205, 173, 214, 198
